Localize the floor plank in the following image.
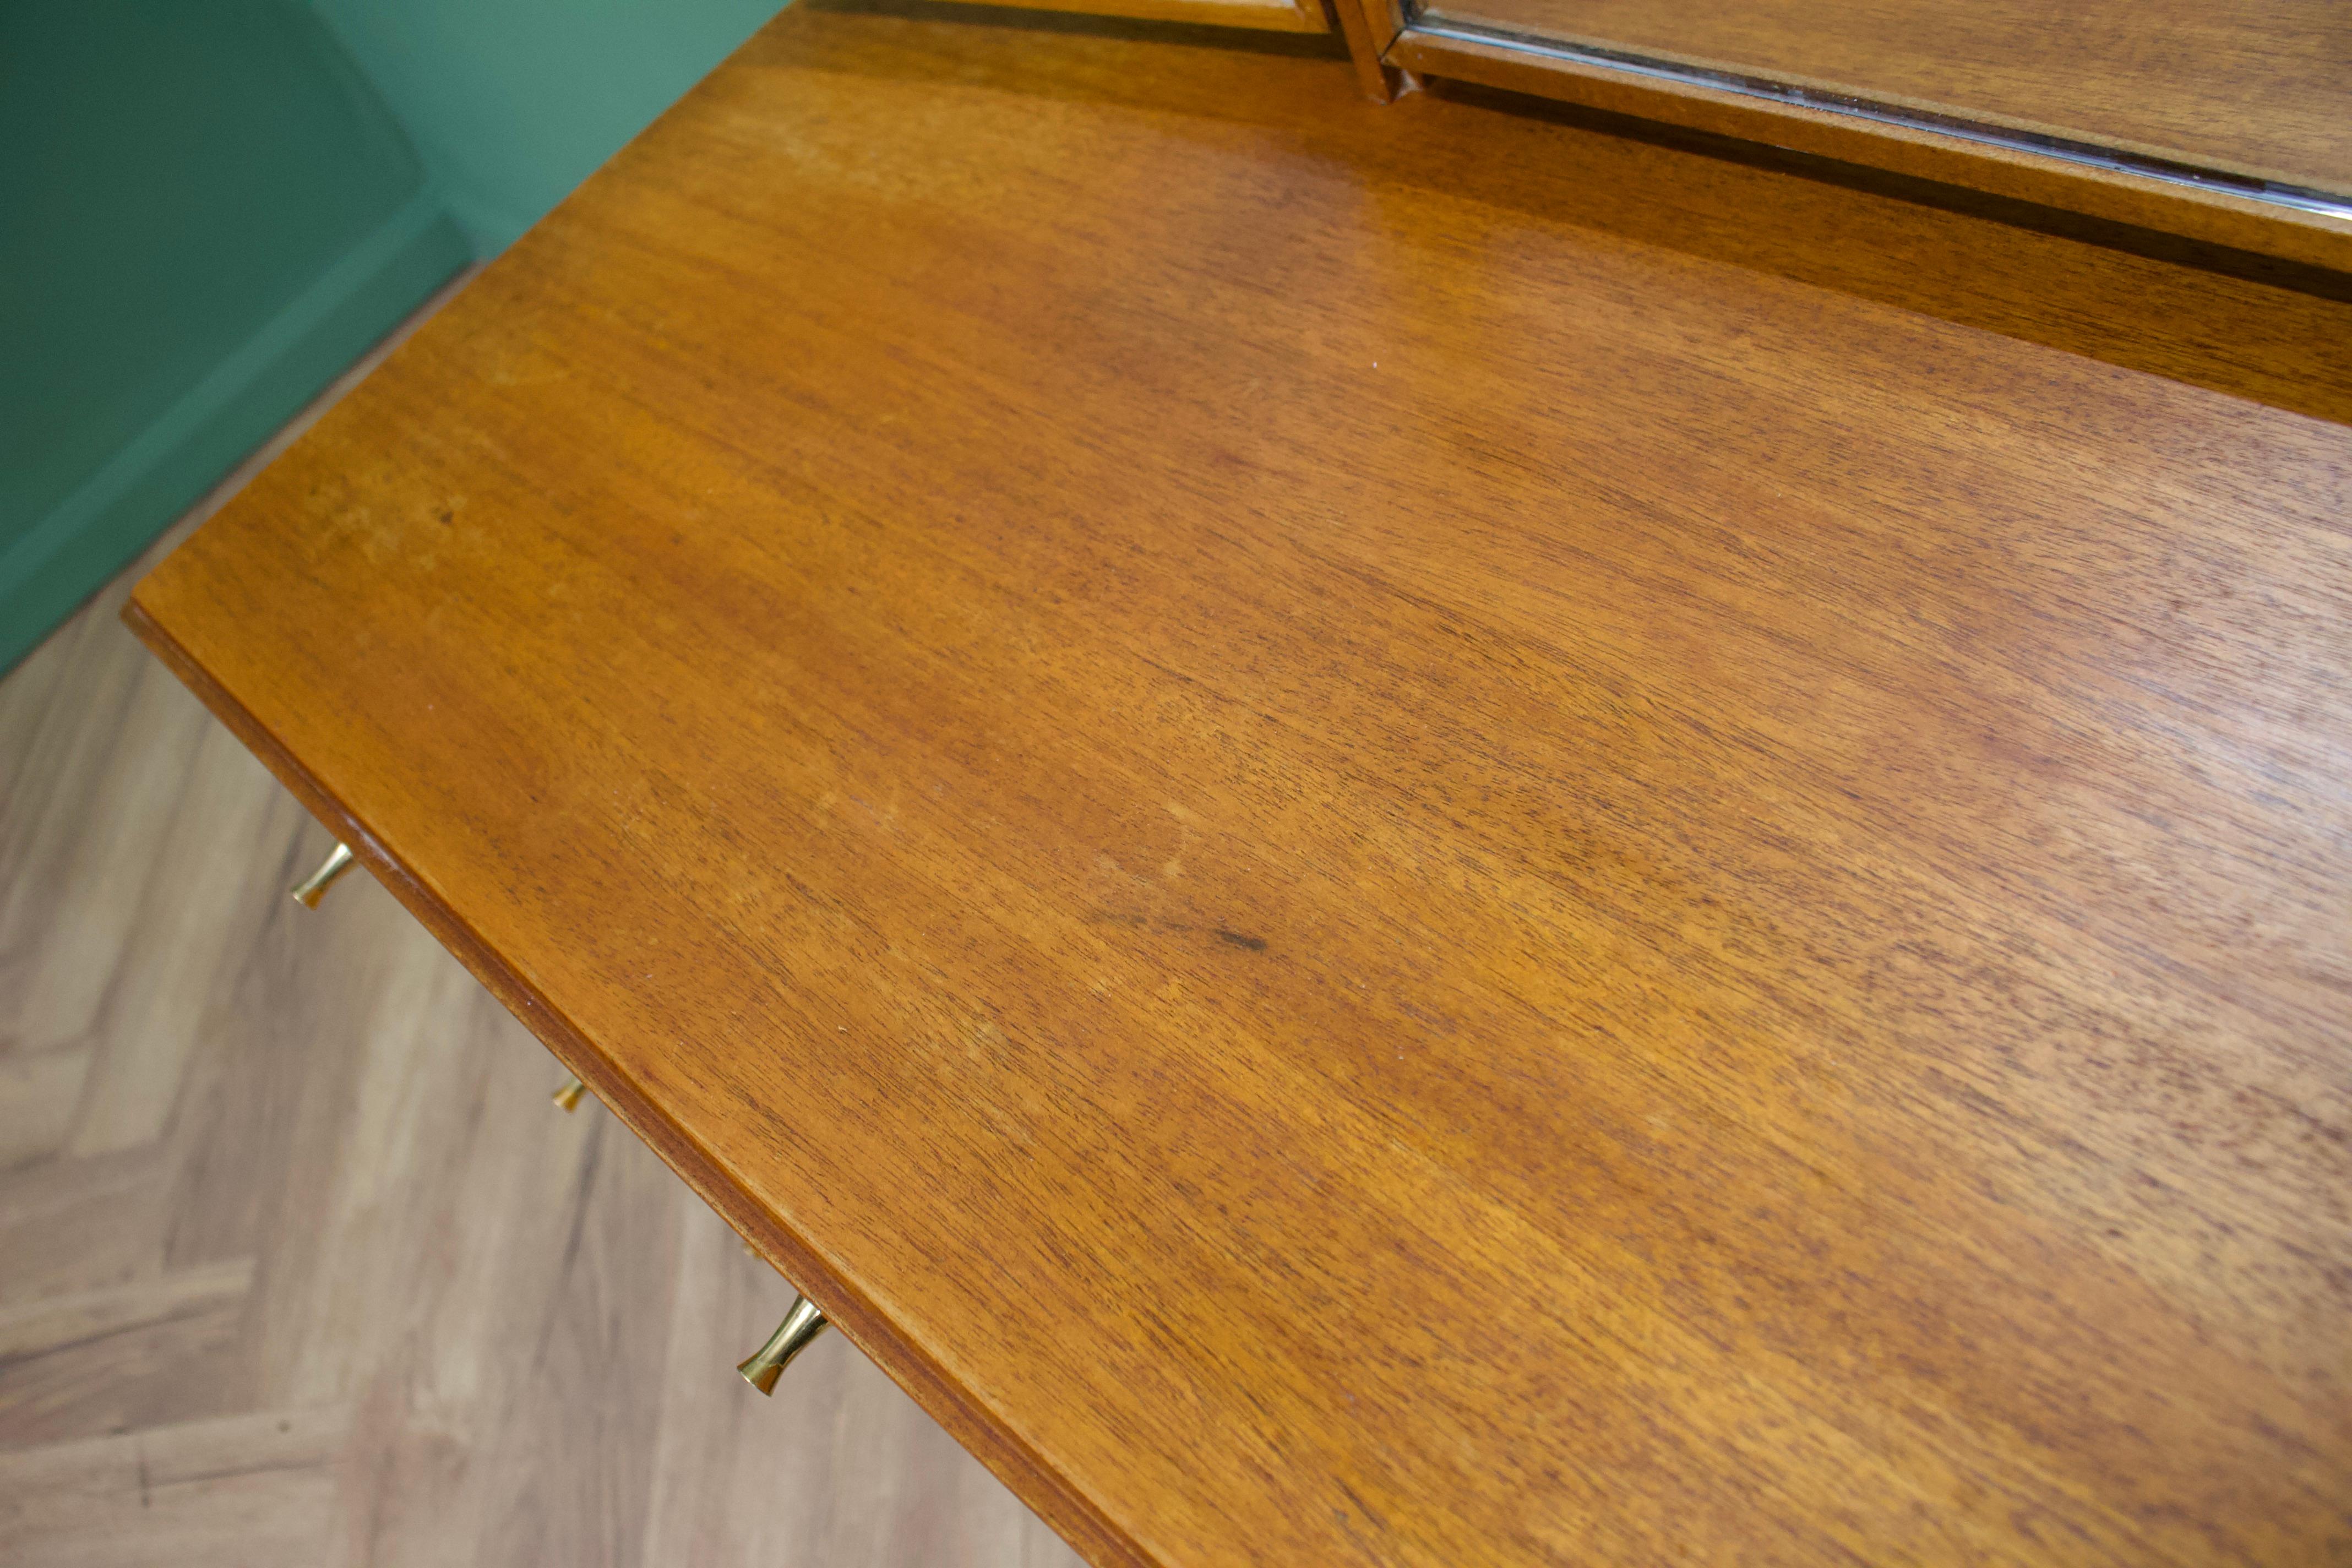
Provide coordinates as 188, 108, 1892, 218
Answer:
0, 276, 1085, 1567
0, 1406, 354, 1568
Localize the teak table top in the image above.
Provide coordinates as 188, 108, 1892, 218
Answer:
128, 4, 2352, 1564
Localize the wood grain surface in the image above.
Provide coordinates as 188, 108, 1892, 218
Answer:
2, 312, 1082, 1568
929, 0, 1330, 34
1420, 0, 2351, 194
126, 3, 2352, 1564
1375, 27, 2352, 279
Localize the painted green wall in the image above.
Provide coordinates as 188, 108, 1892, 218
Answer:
2, 0, 783, 676
309, 0, 786, 255
0, 1, 468, 676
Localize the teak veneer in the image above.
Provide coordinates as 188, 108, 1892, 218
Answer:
127, 4, 2352, 1564
932, 0, 1330, 33
1426, 0, 2351, 195
1335, 0, 2352, 276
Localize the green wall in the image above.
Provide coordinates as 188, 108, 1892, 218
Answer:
2, 0, 783, 676
0, 0, 470, 676
310, 0, 786, 255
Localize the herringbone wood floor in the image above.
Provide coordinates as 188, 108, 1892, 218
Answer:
0, 282, 1086, 1568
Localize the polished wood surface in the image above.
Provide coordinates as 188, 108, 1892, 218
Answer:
2, 321, 1081, 1568
1422, 0, 2350, 192
932, 0, 1329, 34
1356, 0, 2352, 274
127, 3, 2352, 1563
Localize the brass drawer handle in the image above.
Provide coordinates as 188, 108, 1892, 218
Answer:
289, 841, 356, 907
543, 1058, 819, 1395
738, 1293, 830, 1394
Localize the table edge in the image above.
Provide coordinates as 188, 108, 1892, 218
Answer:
121, 589, 1156, 1568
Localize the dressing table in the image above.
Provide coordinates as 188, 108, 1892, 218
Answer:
126, 2, 2352, 1562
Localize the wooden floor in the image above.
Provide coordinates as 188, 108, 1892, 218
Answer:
0, 282, 1086, 1568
